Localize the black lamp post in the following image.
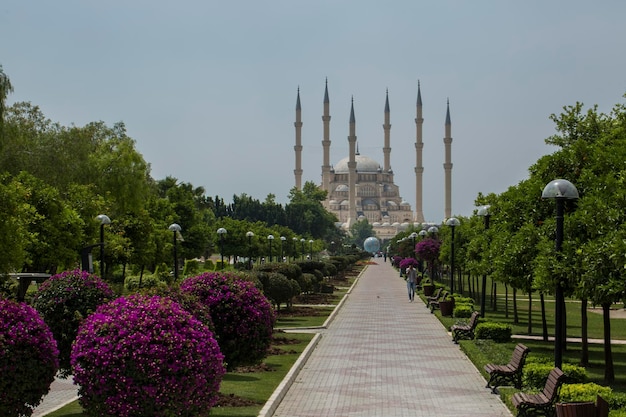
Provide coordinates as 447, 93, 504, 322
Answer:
246, 231, 254, 269
445, 218, 460, 294
542, 179, 579, 369
477, 205, 491, 318
331, 241, 336, 255
309, 239, 314, 260
168, 223, 182, 280
96, 214, 111, 277
217, 228, 227, 269
292, 237, 298, 261
268, 234, 274, 262
280, 236, 286, 262
300, 238, 305, 260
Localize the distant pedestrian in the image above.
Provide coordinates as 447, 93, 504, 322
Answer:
406, 264, 417, 302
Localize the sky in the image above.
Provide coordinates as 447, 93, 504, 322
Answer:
2, 1, 625, 223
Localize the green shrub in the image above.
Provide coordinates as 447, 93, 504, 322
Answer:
453, 304, 473, 318
559, 383, 612, 403
523, 362, 587, 389
125, 274, 167, 291
452, 296, 475, 305
264, 272, 298, 311
474, 322, 511, 343
183, 259, 201, 275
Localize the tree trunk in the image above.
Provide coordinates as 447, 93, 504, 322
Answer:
580, 298, 589, 366
505, 285, 509, 319
602, 302, 615, 384
540, 293, 548, 341
527, 290, 533, 334
492, 282, 498, 311
513, 287, 519, 324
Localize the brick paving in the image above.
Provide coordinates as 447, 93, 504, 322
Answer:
268, 259, 513, 417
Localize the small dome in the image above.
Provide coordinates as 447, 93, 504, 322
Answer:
387, 201, 397, 206
382, 222, 391, 227
329, 200, 338, 205
334, 154, 381, 173
335, 184, 349, 192
373, 222, 381, 226
400, 200, 410, 206
392, 222, 400, 227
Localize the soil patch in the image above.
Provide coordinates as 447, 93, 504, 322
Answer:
214, 392, 262, 407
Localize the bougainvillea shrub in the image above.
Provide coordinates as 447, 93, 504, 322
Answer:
0, 298, 59, 417
32, 269, 114, 377
399, 257, 419, 270
180, 272, 276, 370
415, 238, 441, 262
71, 294, 225, 417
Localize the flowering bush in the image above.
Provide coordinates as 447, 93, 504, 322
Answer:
0, 298, 59, 417
71, 294, 225, 417
392, 255, 403, 267
398, 257, 419, 269
141, 285, 215, 333
32, 269, 114, 377
415, 238, 441, 262
181, 272, 276, 370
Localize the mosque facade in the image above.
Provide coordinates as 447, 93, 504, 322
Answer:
293, 81, 453, 241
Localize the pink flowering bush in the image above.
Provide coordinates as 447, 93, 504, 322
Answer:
71, 294, 225, 417
32, 269, 114, 377
0, 298, 59, 417
415, 238, 441, 262
398, 257, 419, 269
181, 272, 276, 370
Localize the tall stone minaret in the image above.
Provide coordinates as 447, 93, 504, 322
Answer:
443, 99, 453, 219
382, 89, 391, 173
347, 97, 358, 226
414, 82, 425, 223
294, 88, 303, 190
321, 79, 332, 194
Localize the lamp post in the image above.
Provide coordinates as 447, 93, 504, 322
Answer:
445, 218, 460, 294
409, 232, 418, 259
96, 214, 111, 277
280, 236, 286, 262
309, 239, 314, 260
300, 238, 305, 260
217, 228, 227, 269
477, 205, 491, 318
331, 241, 336, 255
268, 234, 274, 262
246, 231, 254, 269
292, 237, 298, 261
542, 179, 579, 369
168, 223, 182, 280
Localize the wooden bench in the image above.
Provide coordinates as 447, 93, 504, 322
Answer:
451, 311, 480, 343
512, 367, 566, 417
425, 287, 442, 307
428, 290, 449, 312
484, 343, 530, 393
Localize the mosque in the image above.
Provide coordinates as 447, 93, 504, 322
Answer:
293, 80, 453, 241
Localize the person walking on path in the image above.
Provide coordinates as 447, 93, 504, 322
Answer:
406, 263, 417, 301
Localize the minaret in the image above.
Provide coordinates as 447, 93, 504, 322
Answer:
414, 82, 425, 223
382, 89, 391, 173
443, 99, 453, 219
294, 87, 303, 190
347, 97, 358, 226
321, 79, 332, 194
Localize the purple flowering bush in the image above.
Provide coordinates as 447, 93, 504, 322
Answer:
181, 272, 276, 370
398, 257, 419, 269
32, 269, 114, 377
415, 238, 441, 262
71, 294, 225, 417
0, 298, 59, 417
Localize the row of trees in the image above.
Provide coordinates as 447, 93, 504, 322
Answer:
0, 66, 343, 287
387, 95, 626, 384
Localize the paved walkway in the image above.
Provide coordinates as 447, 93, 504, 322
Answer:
267, 260, 512, 417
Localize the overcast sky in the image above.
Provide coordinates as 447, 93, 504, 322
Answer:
2, 1, 625, 222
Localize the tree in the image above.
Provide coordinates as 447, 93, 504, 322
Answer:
347, 219, 375, 249
0, 64, 13, 135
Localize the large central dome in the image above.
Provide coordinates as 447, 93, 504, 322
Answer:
334, 154, 381, 173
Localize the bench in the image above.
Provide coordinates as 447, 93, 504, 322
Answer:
484, 343, 530, 393
451, 311, 480, 343
512, 367, 566, 417
428, 290, 449, 312
425, 287, 442, 307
